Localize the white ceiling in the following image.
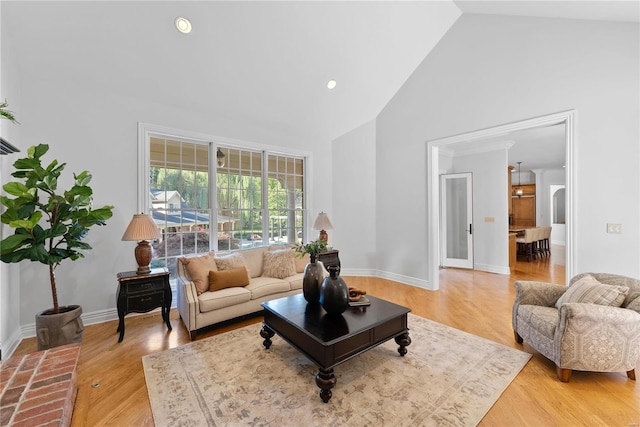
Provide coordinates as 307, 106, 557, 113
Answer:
3, 1, 461, 142
454, 0, 640, 23
4, 1, 638, 144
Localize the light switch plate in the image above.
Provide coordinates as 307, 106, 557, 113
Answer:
606, 223, 622, 234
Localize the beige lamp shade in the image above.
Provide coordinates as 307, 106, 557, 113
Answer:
122, 213, 159, 274
313, 212, 333, 242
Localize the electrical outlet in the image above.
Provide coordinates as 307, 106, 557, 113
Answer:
606, 223, 622, 234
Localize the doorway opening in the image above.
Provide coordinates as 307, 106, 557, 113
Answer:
427, 110, 576, 290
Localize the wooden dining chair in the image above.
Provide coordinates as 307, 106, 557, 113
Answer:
515, 228, 536, 262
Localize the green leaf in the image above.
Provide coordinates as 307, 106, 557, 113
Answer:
42, 175, 57, 191
1, 209, 18, 224
44, 223, 68, 239
32, 144, 49, 159
67, 240, 92, 250
27, 244, 50, 264
0, 234, 31, 255
66, 185, 92, 199
9, 219, 34, 230
91, 206, 115, 220
12, 157, 41, 172
1, 248, 32, 263
3, 182, 29, 197
44, 159, 59, 173
74, 171, 92, 186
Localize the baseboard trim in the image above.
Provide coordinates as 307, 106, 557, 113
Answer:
18, 295, 180, 341
376, 270, 433, 290
474, 263, 511, 275
340, 268, 377, 277
341, 268, 433, 290
0, 328, 23, 361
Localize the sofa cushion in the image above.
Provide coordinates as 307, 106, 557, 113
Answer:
262, 249, 296, 279
556, 275, 629, 309
238, 246, 269, 278
179, 251, 217, 295
208, 267, 250, 292
518, 305, 559, 340
198, 287, 252, 313
288, 273, 304, 290
215, 252, 247, 272
246, 277, 291, 300
294, 253, 310, 273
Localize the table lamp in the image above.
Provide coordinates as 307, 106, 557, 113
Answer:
313, 211, 333, 242
122, 213, 160, 274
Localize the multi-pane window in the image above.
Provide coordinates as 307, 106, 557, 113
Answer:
216, 148, 305, 250
149, 137, 211, 277
145, 134, 306, 279
266, 153, 304, 248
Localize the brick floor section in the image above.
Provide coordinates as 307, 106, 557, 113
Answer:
0, 344, 80, 427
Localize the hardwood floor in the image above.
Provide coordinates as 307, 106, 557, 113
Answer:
10, 250, 639, 426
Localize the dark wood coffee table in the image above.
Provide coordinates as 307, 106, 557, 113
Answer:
260, 293, 411, 403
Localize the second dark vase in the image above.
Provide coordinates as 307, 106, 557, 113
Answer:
302, 255, 324, 303
319, 266, 349, 316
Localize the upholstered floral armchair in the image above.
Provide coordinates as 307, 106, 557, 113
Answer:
512, 273, 640, 382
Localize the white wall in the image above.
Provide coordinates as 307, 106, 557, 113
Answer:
331, 120, 377, 276
0, 3, 24, 358
452, 149, 509, 274
12, 80, 331, 320
374, 14, 639, 288
1, 39, 332, 354
535, 168, 566, 228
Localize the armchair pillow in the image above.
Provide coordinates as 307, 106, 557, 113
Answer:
555, 274, 629, 309
179, 251, 217, 295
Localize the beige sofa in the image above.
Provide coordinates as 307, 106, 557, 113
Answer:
177, 245, 314, 340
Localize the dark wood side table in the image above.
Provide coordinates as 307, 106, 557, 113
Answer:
116, 268, 172, 342
317, 249, 340, 270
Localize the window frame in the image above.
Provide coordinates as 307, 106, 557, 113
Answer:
138, 123, 313, 258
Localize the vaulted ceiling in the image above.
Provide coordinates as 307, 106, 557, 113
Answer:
3, 1, 638, 142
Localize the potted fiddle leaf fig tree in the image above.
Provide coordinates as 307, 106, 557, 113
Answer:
0, 144, 114, 350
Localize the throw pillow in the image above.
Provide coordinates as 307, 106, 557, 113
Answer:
556, 275, 629, 309
179, 251, 217, 295
208, 267, 250, 292
262, 249, 296, 279
215, 252, 247, 272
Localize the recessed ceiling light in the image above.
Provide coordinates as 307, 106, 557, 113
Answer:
175, 17, 192, 34
327, 80, 337, 90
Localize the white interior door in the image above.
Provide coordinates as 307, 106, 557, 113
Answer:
441, 173, 474, 269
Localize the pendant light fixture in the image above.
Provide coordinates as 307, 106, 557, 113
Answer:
515, 162, 524, 198
216, 148, 226, 168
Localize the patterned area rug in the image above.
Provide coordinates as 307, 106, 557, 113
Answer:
143, 314, 531, 426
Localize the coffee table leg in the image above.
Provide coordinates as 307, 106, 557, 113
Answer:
315, 367, 336, 403
395, 332, 411, 356
260, 324, 275, 349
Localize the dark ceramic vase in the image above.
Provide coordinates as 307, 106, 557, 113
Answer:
320, 266, 349, 316
302, 255, 324, 303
